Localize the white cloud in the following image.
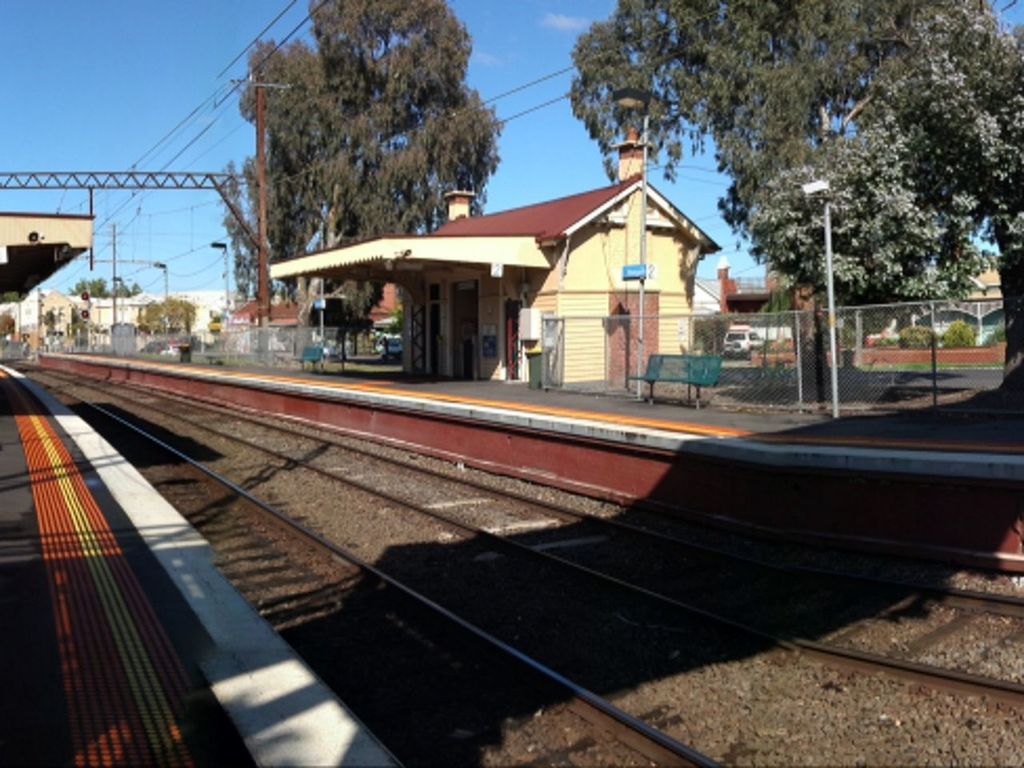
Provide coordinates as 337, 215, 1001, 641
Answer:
540, 12, 588, 33
472, 51, 503, 67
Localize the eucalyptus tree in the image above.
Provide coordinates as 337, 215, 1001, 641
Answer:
223, 0, 500, 319
572, 1, 1024, 386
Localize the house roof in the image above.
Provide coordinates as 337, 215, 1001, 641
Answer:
694, 278, 721, 301
433, 178, 719, 251
434, 180, 636, 241
231, 301, 300, 326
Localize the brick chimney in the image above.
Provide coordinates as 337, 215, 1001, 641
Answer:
717, 255, 732, 313
613, 127, 644, 181
444, 190, 475, 221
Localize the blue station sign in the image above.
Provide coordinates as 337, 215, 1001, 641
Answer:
622, 264, 653, 281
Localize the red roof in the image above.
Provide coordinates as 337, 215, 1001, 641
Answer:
231, 301, 300, 326
432, 179, 637, 241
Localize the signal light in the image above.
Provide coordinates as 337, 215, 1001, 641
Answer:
81, 291, 90, 302
80, 310, 90, 320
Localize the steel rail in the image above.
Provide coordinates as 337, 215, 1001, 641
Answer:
54, 368, 1024, 623
41, 369, 1024, 710
73, 395, 716, 768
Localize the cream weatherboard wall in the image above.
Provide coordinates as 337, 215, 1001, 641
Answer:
557, 291, 607, 383
526, 188, 706, 383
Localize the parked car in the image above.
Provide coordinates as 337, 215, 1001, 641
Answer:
723, 329, 764, 358
141, 340, 169, 355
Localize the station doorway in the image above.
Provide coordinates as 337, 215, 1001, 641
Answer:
452, 280, 478, 379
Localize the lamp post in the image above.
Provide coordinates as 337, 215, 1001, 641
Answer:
152, 261, 168, 300
801, 179, 840, 418
211, 241, 229, 326
613, 87, 652, 400
153, 261, 169, 335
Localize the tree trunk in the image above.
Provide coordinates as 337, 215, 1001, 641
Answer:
996, 225, 1024, 390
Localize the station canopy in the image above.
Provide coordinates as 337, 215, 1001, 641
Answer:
0, 213, 93, 295
271, 234, 551, 282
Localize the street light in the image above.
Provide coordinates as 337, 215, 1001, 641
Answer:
801, 179, 840, 419
613, 87, 652, 400
211, 242, 230, 326
152, 261, 168, 300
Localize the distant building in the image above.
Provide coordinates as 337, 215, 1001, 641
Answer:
968, 269, 1001, 301
230, 300, 300, 328
716, 255, 776, 314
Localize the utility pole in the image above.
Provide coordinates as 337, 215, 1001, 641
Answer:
256, 81, 269, 328
248, 74, 289, 330
111, 223, 118, 335
36, 286, 42, 354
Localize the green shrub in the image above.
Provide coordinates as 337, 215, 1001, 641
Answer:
899, 325, 935, 349
941, 320, 976, 348
988, 325, 1006, 345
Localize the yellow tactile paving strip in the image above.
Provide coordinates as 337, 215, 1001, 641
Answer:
3, 371, 192, 767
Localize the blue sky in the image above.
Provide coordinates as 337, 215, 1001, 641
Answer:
2, 1, 1022, 296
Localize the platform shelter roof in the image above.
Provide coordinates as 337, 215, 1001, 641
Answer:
271, 234, 549, 281
0, 212, 93, 295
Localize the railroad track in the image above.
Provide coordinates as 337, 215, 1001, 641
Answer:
36, 368, 1024, 672
27, 367, 1024, 764
25, 368, 713, 767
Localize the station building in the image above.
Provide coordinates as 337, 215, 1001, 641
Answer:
270, 133, 719, 382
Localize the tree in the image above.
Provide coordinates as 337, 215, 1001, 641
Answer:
0, 313, 15, 338
571, 1, 1024, 386
222, 0, 500, 320
140, 298, 197, 334
72, 278, 111, 299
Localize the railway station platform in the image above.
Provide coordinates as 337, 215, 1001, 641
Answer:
0, 365, 396, 767
31, 354, 1024, 573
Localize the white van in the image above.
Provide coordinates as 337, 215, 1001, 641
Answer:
723, 328, 763, 358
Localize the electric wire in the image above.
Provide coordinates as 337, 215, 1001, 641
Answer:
217, 0, 302, 78
57, 5, 735, 294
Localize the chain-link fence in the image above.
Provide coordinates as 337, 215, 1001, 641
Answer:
543, 297, 1007, 412
36, 325, 390, 369
24, 296, 1009, 413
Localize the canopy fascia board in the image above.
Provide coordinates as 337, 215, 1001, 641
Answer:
0, 212, 93, 249
271, 235, 550, 280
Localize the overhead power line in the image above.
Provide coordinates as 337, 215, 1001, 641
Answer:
217, 0, 302, 78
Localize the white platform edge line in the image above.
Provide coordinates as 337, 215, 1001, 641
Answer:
4, 366, 398, 768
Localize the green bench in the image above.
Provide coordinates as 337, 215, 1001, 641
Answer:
298, 345, 325, 371
629, 354, 723, 408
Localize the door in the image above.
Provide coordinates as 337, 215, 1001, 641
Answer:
428, 283, 441, 376
451, 280, 479, 379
